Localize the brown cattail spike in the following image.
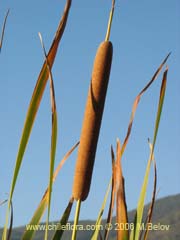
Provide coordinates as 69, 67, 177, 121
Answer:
72, 41, 113, 201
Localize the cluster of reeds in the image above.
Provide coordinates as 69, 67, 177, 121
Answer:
1, 1, 170, 240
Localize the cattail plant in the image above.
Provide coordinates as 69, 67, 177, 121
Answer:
0, 0, 171, 239
72, 1, 115, 239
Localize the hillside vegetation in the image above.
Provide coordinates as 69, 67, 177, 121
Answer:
0, 194, 179, 239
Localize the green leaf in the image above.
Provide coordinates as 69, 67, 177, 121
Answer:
2, 1, 72, 239
7, 201, 13, 240
152, 67, 168, 149
104, 147, 116, 240
52, 197, 74, 240
91, 178, 112, 240
130, 67, 168, 240
0, 200, 13, 240
142, 140, 157, 240
45, 109, 58, 240
22, 141, 79, 240
39, 31, 58, 240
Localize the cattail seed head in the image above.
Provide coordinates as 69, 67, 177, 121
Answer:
72, 41, 113, 201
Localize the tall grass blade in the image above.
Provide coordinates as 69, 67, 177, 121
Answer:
0, 200, 13, 240
116, 139, 129, 240
142, 140, 157, 240
7, 201, 13, 240
130, 67, 168, 240
151, 67, 168, 149
121, 53, 170, 156
22, 142, 79, 240
91, 178, 112, 240
45, 110, 57, 240
39, 32, 58, 240
52, 197, 74, 240
104, 146, 116, 240
0, 9, 9, 53
3, 1, 72, 239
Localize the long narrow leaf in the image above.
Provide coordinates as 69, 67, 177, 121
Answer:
140, 75, 166, 239
116, 140, 129, 240
130, 67, 168, 240
91, 178, 112, 240
45, 110, 57, 240
0, 200, 13, 240
129, 156, 151, 240
151, 67, 168, 151
104, 146, 116, 240
2, 1, 72, 239
22, 141, 79, 240
142, 140, 157, 240
39, 32, 58, 240
7, 201, 13, 240
121, 53, 170, 156
52, 197, 74, 240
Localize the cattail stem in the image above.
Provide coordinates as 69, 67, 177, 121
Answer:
105, 0, 115, 41
72, 199, 81, 240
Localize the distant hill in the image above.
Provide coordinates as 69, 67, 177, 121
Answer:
0, 194, 179, 239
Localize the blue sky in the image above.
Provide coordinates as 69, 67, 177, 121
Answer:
0, 0, 179, 227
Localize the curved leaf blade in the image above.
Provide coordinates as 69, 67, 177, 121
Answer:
121, 53, 170, 156
130, 67, 168, 240
39, 31, 58, 240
